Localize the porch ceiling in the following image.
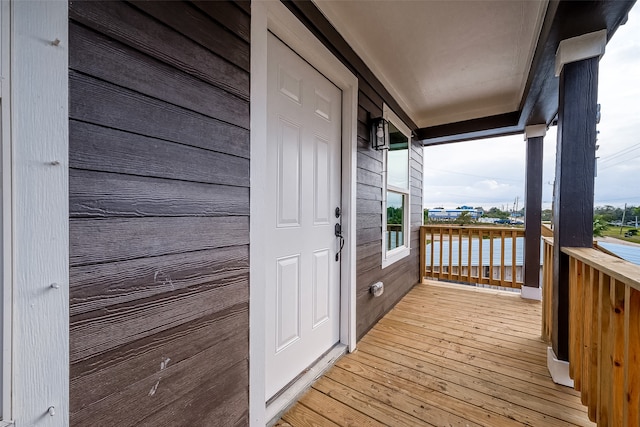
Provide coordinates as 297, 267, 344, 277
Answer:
314, 0, 548, 129
312, 0, 636, 145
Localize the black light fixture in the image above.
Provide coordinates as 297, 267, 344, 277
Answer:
370, 117, 389, 150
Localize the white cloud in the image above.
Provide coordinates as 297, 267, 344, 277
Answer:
423, 5, 640, 210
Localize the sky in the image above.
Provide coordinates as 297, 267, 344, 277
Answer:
422, 5, 640, 211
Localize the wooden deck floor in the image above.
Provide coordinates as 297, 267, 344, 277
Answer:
276, 281, 594, 427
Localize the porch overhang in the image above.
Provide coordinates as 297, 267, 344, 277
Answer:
419, 0, 635, 145
311, 0, 635, 146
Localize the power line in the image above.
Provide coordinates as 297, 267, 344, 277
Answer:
598, 152, 640, 171
595, 195, 640, 202
598, 142, 640, 164
426, 167, 523, 183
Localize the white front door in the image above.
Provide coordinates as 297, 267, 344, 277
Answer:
265, 33, 342, 399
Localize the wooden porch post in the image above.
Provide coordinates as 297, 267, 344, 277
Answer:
522, 125, 545, 300
552, 31, 605, 364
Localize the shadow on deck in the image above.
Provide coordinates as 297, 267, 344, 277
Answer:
276, 281, 593, 426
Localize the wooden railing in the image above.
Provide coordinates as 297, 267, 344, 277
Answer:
541, 236, 554, 342
420, 225, 525, 289
541, 235, 640, 425
541, 236, 625, 342
566, 247, 640, 426
386, 224, 402, 250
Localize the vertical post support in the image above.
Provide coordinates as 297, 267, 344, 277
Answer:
522, 125, 545, 300
552, 30, 605, 363
12, 0, 70, 424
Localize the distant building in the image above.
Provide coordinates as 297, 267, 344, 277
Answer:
428, 205, 481, 221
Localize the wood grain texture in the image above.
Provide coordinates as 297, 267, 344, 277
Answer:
136, 359, 248, 426
69, 120, 249, 187
192, 1, 250, 42
71, 303, 247, 412
357, 168, 382, 187
524, 136, 543, 289
72, 318, 248, 426
12, 2, 69, 425
69, 22, 249, 129
353, 77, 423, 336
70, 275, 248, 363
69, 2, 251, 423
357, 151, 383, 174
70, 216, 249, 266
553, 57, 600, 360
357, 227, 382, 246
280, 283, 593, 426
70, 169, 249, 218
356, 199, 382, 215
357, 183, 382, 202
357, 213, 382, 229
70, 245, 249, 315
357, 241, 381, 261
69, 0, 249, 100
130, 0, 249, 71
69, 72, 249, 158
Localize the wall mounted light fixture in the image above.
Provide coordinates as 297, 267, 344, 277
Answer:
370, 117, 389, 151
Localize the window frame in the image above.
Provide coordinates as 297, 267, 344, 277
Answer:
381, 104, 411, 268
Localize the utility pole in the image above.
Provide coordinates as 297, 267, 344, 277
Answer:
620, 202, 627, 235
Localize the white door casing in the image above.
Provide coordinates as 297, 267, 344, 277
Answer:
250, 1, 358, 424
265, 33, 342, 399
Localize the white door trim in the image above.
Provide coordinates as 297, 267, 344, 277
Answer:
250, 1, 358, 425
6, 1, 69, 425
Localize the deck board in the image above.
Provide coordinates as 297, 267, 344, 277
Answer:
278, 281, 594, 426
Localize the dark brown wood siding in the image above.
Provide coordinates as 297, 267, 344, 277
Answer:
281, 1, 424, 340
68, 1, 250, 425
355, 86, 424, 340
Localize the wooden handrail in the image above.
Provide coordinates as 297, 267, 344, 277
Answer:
562, 247, 640, 292
542, 241, 640, 425
541, 223, 553, 238
420, 225, 525, 289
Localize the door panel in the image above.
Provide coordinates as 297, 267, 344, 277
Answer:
266, 33, 342, 399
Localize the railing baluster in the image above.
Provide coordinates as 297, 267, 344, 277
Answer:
438, 227, 444, 280
554, 246, 640, 426
467, 229, 472, 284
623, 286, 640, 426
430, 228, 435, 277
588, 264, 599, 422
569, 256, 574, 378
457, 228, 463, 281
420, 226, 426, 283
570, 257, 583, 388
489, 231, 495, 287
581, 264, 593, 408
511, 230, 517, 288
500, 230, 506, 287
447, 227, 453, 280
419, 225, 524, 289
541, 238, 553, 342
478, 230, 484, 284
597, 272, 612, 426
610, 279, 625, 426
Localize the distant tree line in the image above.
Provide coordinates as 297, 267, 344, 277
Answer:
387, 206, 403, 225
593, 205, 640, 223
423, 205, 640, 225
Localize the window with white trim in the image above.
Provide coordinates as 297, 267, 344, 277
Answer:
382, 105, 411, 268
